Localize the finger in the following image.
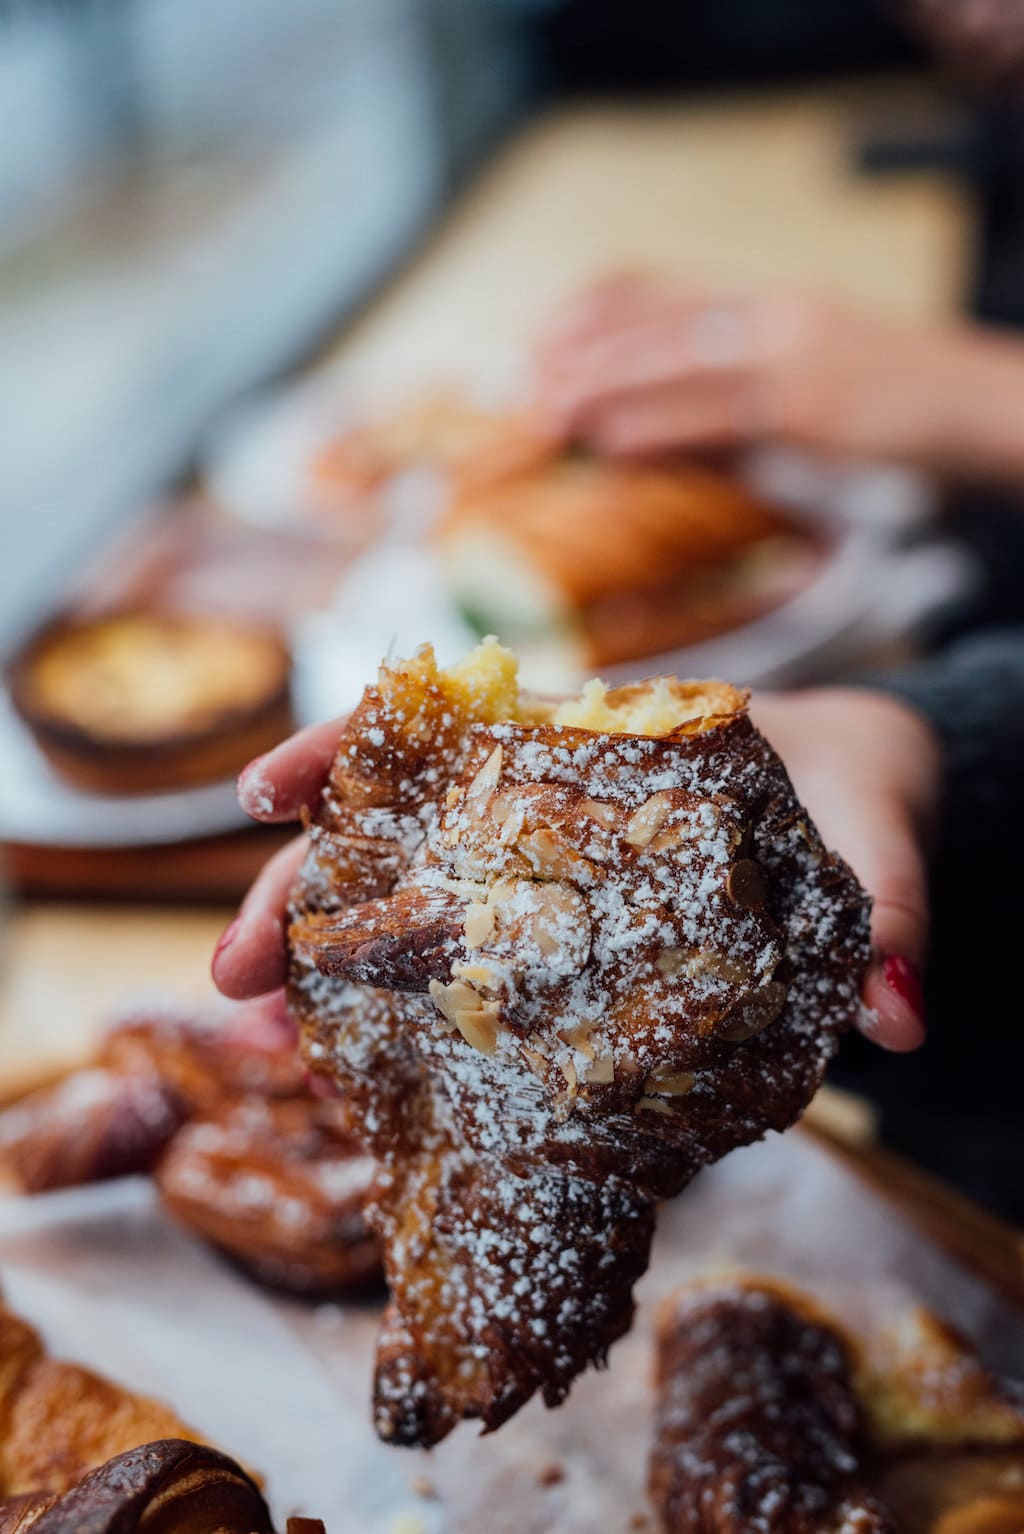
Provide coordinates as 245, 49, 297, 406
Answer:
862, 958, 927, 1053
585, 376, 750, 456
835, 803, 928, 1052
538, 271, 667, 352
212, 835, 307, 1000
236, 714, 347, 823
538, 314, 753, 439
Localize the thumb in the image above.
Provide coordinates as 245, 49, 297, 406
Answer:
848, 805, 929, 1052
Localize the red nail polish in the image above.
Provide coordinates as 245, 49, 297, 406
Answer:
882, 955, 925, 1018
212, 917, 240, 966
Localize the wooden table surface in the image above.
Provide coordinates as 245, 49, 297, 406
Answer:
1, 79, 974, 1115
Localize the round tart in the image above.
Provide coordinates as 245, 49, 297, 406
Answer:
8, 611, 293, 795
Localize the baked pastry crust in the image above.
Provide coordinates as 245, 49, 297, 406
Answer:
0, 1008, 380, 1297
650, 1276, 1024, 1534
8, 611, 293, 795
287, 641, 870, 1446
0, 1298, 195, 1498
438, 455, 814, 667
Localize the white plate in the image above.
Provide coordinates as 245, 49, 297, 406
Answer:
0, 690, 252, 848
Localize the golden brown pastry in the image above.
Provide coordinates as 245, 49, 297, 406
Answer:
287, 639, 870, 1446
438, 455, 814, 669
0, 1007, 304, 1195
0, 1293, 320, 1532
155, 1094, 379, 1294
0, 1008, 382, 1297
308, 389, 552, 508
650, 1276, 1024, 1534
8, 611, 293, 795
0, 1298, 195, 1498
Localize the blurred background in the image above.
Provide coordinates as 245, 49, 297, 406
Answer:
1, 1, 1021, 1214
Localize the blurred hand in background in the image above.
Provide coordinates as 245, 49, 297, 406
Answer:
535, 273, 1024, 488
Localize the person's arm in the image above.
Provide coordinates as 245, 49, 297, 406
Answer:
534, 275, 1024, 490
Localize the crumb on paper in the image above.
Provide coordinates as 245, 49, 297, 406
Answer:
537, 1461, 565, 1487
410, 1475, 437, 1499
628, 1514, 651, 1531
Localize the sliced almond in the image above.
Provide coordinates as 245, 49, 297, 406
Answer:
518, 827, 592, 883
580, 797, 618, 830
583, 1055, 615, 1085
689, 950, 754, 987
463, 901, 495, 949
657, 946, 695, 979
428, 978, 482, 1028
561, 1058, 579, 1095
635, 1094, 674, 1116
624, 792, 673, 848
467, 743, 503, 804
726, 858, 769, 909
451, 960, 499, 991
644, 1070, 695, 1096
561, 1019, 596, 1061
455, 1006, 500, 1055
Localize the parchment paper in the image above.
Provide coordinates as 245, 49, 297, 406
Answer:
1, 1128, 1021, 1534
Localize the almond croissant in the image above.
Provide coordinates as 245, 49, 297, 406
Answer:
288, 640, 871, 1446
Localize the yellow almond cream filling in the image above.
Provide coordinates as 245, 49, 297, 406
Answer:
386, 638, 741, 737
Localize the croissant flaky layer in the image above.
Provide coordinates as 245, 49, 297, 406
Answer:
0, 1006, 380, 1297
287, 641, 871, 1446
650, 1277, 1024, 1534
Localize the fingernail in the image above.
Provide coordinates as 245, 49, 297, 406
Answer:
237, 757, 274, 818
212, 917, 241, 970
882, 954, 925, 1019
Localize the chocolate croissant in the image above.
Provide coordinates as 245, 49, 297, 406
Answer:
287, 639, 871, 1446
650, 1277, 1024, 1534
0, 1439, 277, 1534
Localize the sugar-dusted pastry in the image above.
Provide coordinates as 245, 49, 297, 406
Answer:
438, 456, 815, 670
0, 1005, 304, 1195
650, 1276, 1024, 1534
287, 638, 871, 1446
8, 611, 293, 795
155, 1095, 379, 1294
0, 1006, 381, 1298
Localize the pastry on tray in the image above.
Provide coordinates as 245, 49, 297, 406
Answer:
650, 1275, 1024, 1534
437, 453, 817, 670
308, 388, 552, 510
0, 1005, 380, 1296
7, 610, 293, 795
0, 1290, 318, 1533
287, 638, 871, 1446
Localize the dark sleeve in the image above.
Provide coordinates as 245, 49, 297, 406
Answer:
867, 627, 1024, 862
